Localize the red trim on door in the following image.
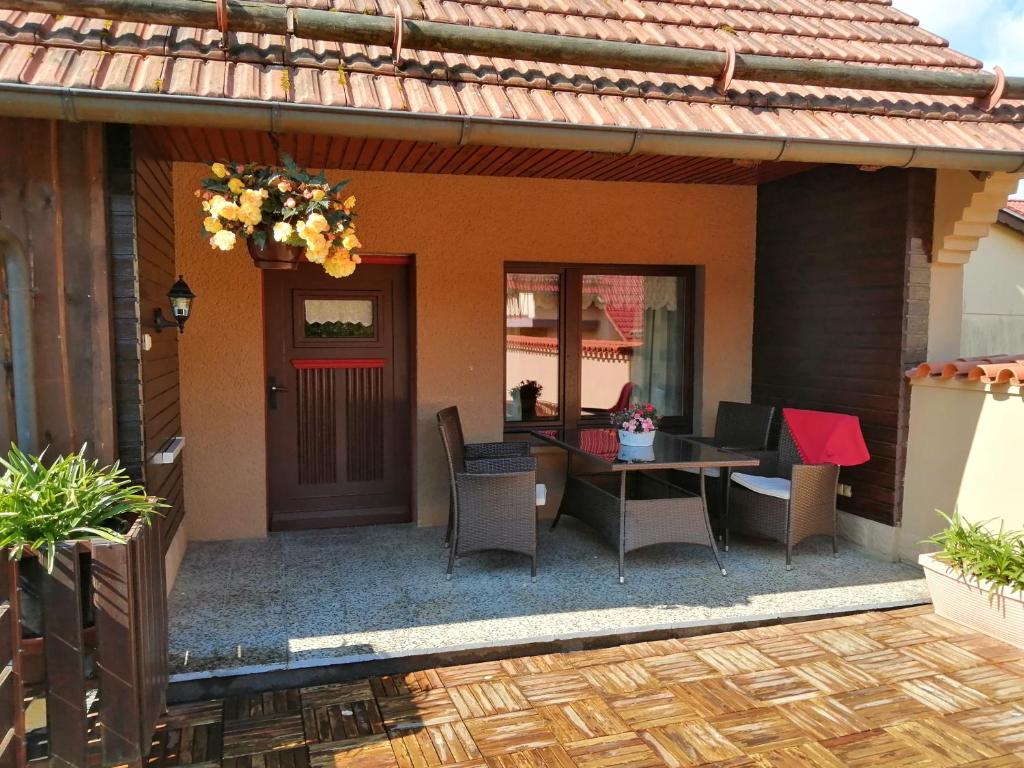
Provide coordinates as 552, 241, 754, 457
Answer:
291, 358, 385, 369
360, 255, 412, 266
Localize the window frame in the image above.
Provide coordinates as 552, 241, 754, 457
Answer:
503, 262, 696, 435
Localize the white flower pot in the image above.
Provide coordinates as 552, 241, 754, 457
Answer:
919, 552, 1024, 648
618, 429, 656, 447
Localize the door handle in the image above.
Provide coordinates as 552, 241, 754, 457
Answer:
268, 376, 289, 409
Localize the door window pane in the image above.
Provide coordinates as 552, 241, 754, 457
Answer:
303, 299, 374, 338
580, 274, 683, 417
506, 273, 560, 422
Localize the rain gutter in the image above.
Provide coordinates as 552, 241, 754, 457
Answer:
2, 84, 1024, 173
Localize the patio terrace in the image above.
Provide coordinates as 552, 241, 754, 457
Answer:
154, 605, 1024, 768
167, 520, 928, 680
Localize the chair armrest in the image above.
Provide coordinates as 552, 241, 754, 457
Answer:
790, 463, 840, 506
465, 456, 537, 474
465, 441, 531, 459
733, 450, 778, 477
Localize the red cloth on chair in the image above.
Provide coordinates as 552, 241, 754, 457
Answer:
782, 408, 870, 467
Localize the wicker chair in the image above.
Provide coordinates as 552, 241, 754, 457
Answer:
437, 406, 531, 548
672, 402, 776, 547
728, 422, 840, 569
437, 407, 537, 579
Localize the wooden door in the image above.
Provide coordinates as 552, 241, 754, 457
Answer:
264, 261, 411, 530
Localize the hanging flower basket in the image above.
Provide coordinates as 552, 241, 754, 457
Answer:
246, 226, 303, 270
195, 155, 363, 278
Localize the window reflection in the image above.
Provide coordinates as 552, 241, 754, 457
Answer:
505, 273, 560, 422
580, 275, 682, 417
304, 299, 374, 338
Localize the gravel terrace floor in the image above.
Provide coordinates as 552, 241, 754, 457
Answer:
168, 520, 928, 678
154, 605, 1024, 768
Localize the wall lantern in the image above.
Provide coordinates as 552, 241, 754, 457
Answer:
153, 275, 196, 333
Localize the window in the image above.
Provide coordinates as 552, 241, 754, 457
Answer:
505, 265, 694, 432
303, 298, 375, 338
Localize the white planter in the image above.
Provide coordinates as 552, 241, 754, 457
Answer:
919, 552, 1024, 648
618, 429, 656, 447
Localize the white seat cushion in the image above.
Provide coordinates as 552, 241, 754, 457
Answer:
677, 466, 721, 478
536, 483, 547, 506
731, 473, 791, 500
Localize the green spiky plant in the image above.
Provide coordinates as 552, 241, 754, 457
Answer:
927, 511, 1024, 595
0, 444, 163, 572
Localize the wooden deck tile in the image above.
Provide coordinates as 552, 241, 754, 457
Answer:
902, 640, 986, 672
734, 625, 794, 642
638, 651, 719, 684
954, 756, 1024, 767
790, 658, 878, 695
578, 661, 659, 695
953, 635, 1024, 664
566, 647, 632, 669
371, 671, 445, 699
447, 680, 531, 719
695, 645, 777, 675
753, 742, 846, 767
954, 665, 1024, 703
619, 639, 690, 659
708, 708, 810, 754
947, 704, 1024, 752
896, 674, 991, 714
564, 733, 664, 768
729, 668, 820, 706
483, 745, 575, 768
537, 697, 630, 745
378, 690, 461, 731
606, 689, 699, 729
512, 671, 595, 706
804, 629, 886, 657
749, 636, 830, 667
913, 612, 974, 638
462, 711, 558, 757
436, 662, 506, 687
842, 649, 940, 682
832, 684, 935, 729
777, 697, 870, 740
303, 683, 377, 708
309, 734, 399, 768
819, 728, 934, 767
303, 699, 386, 744
498, 654, 569, 676
222, 713, 307, 758
389, 722, 483, 768
887, 717, 1001, 766
669, 678, 759, 718
639, 719, 744, 766
858, 620, 935, 648
225, 691, 303, 721
680, 632, 744, 651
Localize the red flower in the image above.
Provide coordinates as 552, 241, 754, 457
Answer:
646, 404, 654, 412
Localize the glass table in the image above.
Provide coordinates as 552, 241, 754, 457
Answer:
533, 429, 760, 582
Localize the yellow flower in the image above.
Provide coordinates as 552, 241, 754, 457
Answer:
210, 229, 237, 251
342, 233, 362, 250
273, 222, 293, 242
342, 195, 356, 212
208, 195, 238, 221
305, 213, 329, 234
203, 216, 222, 233
305, 242, 329, 264
227, 177, 245, 195
240, 189, 263, 209
238, 204, 262, 227
211, 162, 229, 179
323, 251, 357, 278
312, 188, 326, 201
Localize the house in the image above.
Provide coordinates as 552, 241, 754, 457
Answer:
1, 0, 1024, 758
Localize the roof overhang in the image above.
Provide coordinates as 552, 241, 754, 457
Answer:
4, 84, 1024, 174
998, 207, 1024, 236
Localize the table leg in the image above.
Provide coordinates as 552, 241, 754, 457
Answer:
721, 468, 731, 552
701, 470, 728, 576
551, 450, 572, 531
618, 471, 626, 584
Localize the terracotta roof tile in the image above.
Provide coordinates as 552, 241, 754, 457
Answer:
1006, 201, 1024, 217
0, 0, 1022, 154
907, 355, 1024, 386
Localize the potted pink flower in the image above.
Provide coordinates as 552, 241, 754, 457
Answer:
612, 402, 661, 447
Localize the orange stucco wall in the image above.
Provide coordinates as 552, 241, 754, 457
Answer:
173, 164, 755, 539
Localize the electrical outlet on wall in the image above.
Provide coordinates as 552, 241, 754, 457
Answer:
837, 483, 853, 498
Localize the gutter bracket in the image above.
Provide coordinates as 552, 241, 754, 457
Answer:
772, 138, 789, 162
899, 147, 919, 169
270, 102, 281, 135
59, 89, 77, 122
627, 128, 644, 155
975, 65, 1006, 112
715, 42, 736, 95
458, 116, 472, 146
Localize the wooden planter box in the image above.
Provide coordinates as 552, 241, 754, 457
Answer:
920, 552, 1024, 648
0, 519, 167, 767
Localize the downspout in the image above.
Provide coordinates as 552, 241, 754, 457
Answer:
0, 228, 37, 453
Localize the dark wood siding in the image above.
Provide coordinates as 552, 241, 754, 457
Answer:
753, 165, 933, 525
0, 118, 115, 461
108, 125, 185, 547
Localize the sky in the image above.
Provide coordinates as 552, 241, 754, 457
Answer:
892, 0, 1024, 197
